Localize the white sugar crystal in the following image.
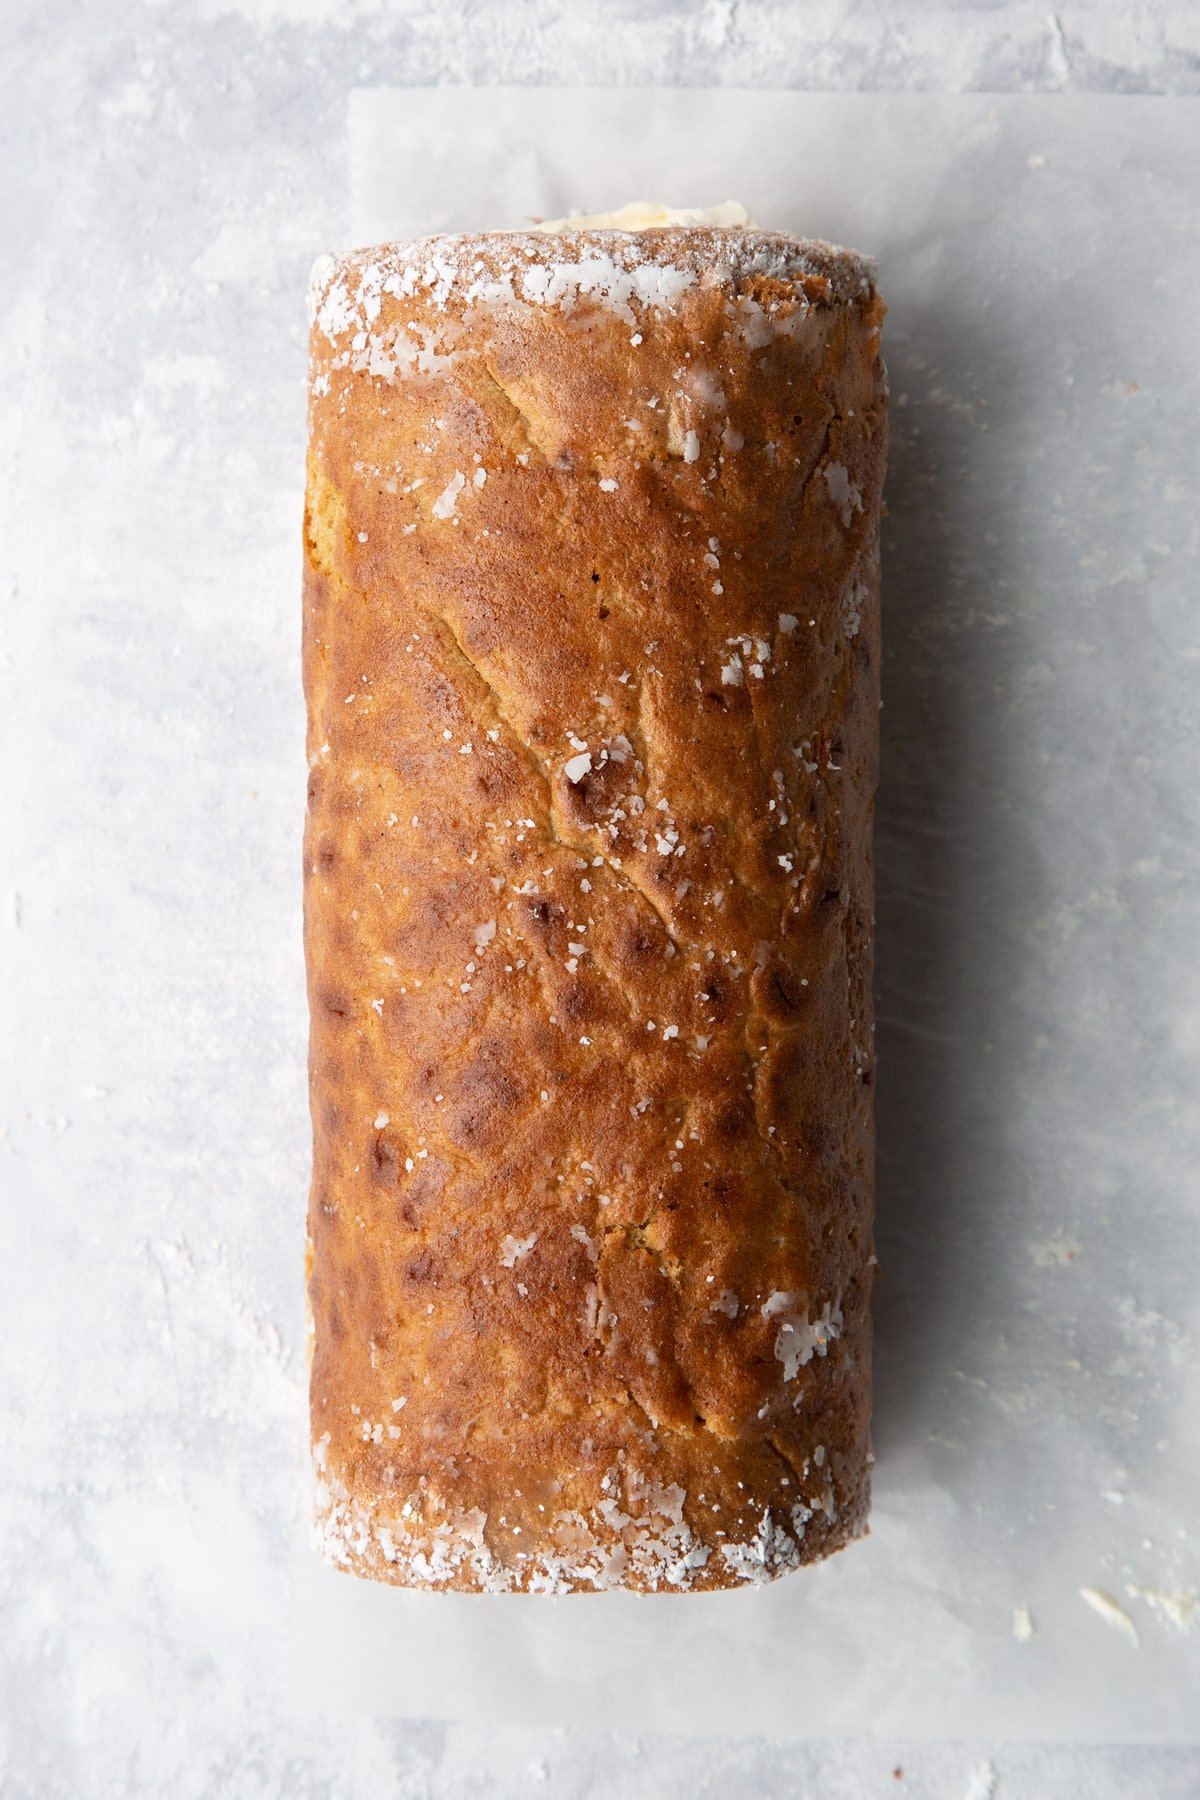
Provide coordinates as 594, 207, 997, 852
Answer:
500, 1232, 538, 1268
761, 1293, 844, 1381
823, 460, 863, 528
843, 573, 868, 638
432, 471, 466, 519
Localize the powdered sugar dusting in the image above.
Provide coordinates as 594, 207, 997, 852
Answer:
308, 229, 878, 366
823, 460, 864, 528
313, 1449, 833, 1594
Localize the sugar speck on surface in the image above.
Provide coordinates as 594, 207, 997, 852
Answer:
500, 1232, 538, 1268
432, 471, 467, 519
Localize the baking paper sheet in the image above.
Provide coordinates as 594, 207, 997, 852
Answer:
290, 88, 1200, 1738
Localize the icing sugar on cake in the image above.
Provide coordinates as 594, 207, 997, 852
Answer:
309, 226, 878, 346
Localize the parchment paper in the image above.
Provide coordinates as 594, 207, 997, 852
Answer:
291, 88, 1200, 1739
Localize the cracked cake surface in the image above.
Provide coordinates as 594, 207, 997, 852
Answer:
303, 225, 887, 1592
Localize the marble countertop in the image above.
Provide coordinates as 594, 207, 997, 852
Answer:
3, 2, 1198, 1795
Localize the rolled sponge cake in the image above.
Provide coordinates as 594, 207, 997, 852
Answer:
303, 224, 887, 1592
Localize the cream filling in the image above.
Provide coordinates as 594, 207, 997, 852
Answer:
535, 200, 754, 232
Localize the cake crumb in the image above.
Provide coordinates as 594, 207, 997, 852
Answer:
1080, 1587, 1139, 1645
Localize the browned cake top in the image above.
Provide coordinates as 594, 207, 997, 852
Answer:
304, 224, 886, 1590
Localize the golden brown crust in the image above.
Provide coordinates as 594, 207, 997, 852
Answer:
304, 227, 887, 1592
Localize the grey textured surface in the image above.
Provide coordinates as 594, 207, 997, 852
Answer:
3, 2, 1200, 1795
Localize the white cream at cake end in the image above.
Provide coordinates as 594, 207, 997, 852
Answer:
534, 200, 755, 232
